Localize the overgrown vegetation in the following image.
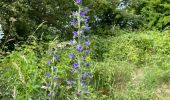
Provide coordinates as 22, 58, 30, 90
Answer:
0, 0, 170, 99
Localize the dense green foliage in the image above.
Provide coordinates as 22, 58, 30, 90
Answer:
0, 0, 74, 51
129, 0, 170, 30
1, 30, 170, 99
1, 0, 170, 49
0, 0, 170, 99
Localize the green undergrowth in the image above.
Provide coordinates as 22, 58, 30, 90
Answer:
1, 30, 170, 99
91, 30, 170, 99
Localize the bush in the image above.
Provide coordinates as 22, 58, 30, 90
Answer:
90, 30, 170, 99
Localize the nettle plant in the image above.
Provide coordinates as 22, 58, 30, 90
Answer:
44, 0, 92, 99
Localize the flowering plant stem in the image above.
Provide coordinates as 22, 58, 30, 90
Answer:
77, 4, 82, 99
50, 57, 54, 100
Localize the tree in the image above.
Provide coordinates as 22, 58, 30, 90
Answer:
0, 0, 75, 50
129, 0, 170, 30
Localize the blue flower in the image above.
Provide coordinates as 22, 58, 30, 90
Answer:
70, 39, 74, 44
86, 62, 91, 66
48, 93, 51, 97
81, 18, 88, 22
76, 45, 83, 51
80, 12, 85, 17
82, 72, 89, 77
54, 55, 59, 59
67, 80, 73, 85
85, 16, 90, 21
72, 63, 79, 68
54, 90, 57, 95
82, 35, 90, 39
84, 7, 89, 12
80, 30, 84, 33
85, 24, 91, 30
49, 50, 54, 54
85, 49, 90, 53
55, 82, 58, 87
76, 0, 82, 4
73, 31, 78, 36
71, 19, 78, 25
72, 11, 78, 16
70, 53, 75, 59
83, 57, 86, 61
84, 41, 90, 45
81, 16, 89, 22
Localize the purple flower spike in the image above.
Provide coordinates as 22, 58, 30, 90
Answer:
67, 80, 73, 85
72, 63, 79, 68
80, 12, 85, 17
70, 53, 75, 59
76, 0, 82, 4
82, 72, 89, 77
84, 41, 90, 45
76, 45, 83, 51
73, 31, 78, 36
